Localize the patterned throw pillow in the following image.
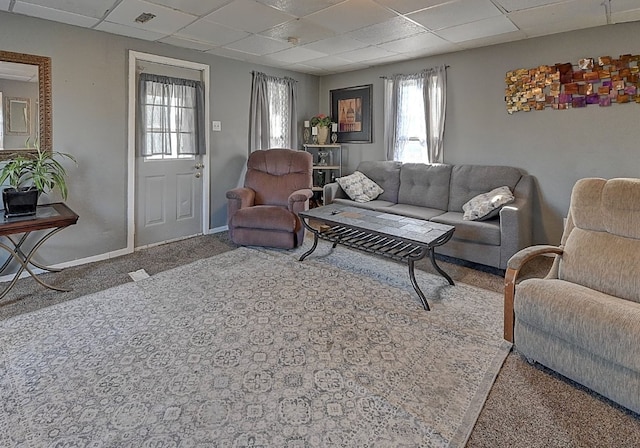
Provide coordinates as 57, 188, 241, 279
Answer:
336, 171, 384, 203
462, 186, 515, 221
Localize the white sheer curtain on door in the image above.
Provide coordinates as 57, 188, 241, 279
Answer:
138, 73, 205, 157
383, 65, 447, 164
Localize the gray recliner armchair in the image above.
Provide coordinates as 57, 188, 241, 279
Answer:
504, 177, 640, 414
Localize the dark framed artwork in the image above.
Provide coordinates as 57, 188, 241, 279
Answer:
330, 84, 372, 143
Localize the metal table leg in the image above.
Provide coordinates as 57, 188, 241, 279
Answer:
299, 219, 319, 261
0, 227, 71, 300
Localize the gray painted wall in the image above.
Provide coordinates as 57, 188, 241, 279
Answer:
319, 22, 640, 245
0, 11, 319, 265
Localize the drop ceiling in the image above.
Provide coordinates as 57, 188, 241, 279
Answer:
2, 0, 640, 75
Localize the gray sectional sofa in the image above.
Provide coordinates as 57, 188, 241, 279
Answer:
323, 161, 534, 270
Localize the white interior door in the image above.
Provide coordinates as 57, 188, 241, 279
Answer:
135, 155, 204, 247
129, 52, 210, 250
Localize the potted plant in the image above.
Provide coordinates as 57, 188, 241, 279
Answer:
0, 144, 76, 218
310, 114, 332, 145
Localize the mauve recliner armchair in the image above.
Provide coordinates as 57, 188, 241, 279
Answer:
226, 148, 313, 249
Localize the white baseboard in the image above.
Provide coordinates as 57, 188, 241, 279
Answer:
208, 225, 228, 234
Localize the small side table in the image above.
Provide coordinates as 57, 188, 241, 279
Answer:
0, 202, 79, 299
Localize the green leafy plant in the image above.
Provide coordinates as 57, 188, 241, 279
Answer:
0, 146, 76, 200
310, 113, 332, 127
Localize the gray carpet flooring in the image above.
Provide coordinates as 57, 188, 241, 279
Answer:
1, 232, 639, 447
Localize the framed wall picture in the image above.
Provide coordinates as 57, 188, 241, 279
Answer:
330, 84, 372, 143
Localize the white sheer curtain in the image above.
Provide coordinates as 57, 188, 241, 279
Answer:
248, 71, 297, 152
383, 65, 447, 163
138, 73, 205, 156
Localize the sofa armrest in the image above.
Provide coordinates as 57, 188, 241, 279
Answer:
288, 188, 313, 214
498, 174, 534, 269
226, 187, 255, 225
323, 182, 348, 205
504, 244, 564, 342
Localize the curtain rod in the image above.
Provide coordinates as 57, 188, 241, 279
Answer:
379, 65, 450, 79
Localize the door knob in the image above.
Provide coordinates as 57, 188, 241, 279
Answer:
195, 163, 205, 169
195, 172, 201, 178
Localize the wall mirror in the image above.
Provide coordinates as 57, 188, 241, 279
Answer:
0, 50, 51, 160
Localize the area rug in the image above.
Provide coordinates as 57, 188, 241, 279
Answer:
0, 245, 511, 447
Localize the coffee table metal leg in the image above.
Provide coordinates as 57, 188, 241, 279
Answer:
408, 258, 430, 311
299, 219, 319, 261
429, 249, 455, 286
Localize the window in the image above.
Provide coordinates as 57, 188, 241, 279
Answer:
249, 72, 297, 151
138, 73, 205, 159
384, 66, 447, 164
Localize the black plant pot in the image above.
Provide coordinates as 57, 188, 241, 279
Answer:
2, 187, 40, 218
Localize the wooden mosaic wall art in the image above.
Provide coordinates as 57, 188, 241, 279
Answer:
505, 54, 640, 113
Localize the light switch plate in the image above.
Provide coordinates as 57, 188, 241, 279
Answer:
212, 121, 221, 131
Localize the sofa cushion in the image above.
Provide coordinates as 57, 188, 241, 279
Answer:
397, 163, 451, 210
336, 171, 384, 203
516, 278, 640, 372
356, 161, 402, 203
431, 211, 501, 245
448, 165, 522, 212
385, 204, 445, 221
462, 186, 514, 221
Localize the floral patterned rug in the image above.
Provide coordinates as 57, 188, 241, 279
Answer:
0, 245, 511, 447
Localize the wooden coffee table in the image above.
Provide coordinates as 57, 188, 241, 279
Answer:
298, 204, 455, 310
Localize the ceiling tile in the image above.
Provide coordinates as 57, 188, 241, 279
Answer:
95, 20, 169, 40
204, 0, 294, 33
0, 61, 38, 81
347, 16, 426, 45
372, 0, 450, 15
255, 0, 344, 18
0, 0, 10, 10
611, 0, 640, 23
303, 54, 367, 70
338, 45, 399, 62
104, 0, 196, 34
259, 18, 335, 44
12, 1, 100, 27
305, 0, 396, 34
158, 35, 216, 51
436, 14, 518, 43
493, 0, 566, 13
224, 34, 292, 55
15, 0, 116, 19
508, 0, 606, 35
457, 29, 527, 49
409, 0, 503, 31
268, 46, 327, 63
303, 36, 369, 54
145, 0, 233, 16
177, 18, 249, 46
379, 31, 453, 53
284, 63, 331, 76
206, 46, 253, 61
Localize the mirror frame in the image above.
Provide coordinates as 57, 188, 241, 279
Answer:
0, 50, 52, 160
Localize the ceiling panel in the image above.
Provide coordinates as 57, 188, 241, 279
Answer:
13, 1, 100, 27
2, 0, 638, 75
177, 18, 249, 46
16, 0, 116, 19
436, 15, 519, 43
409, 0, 503, 31
224, 34, 292, 55
204, 0, 294, 33
305, 0, 396, 34
104, 0, 196, 34
347, 16, 426, 45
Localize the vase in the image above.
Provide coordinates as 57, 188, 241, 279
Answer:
317, 126, 329, 145
2, 187, 40, 218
